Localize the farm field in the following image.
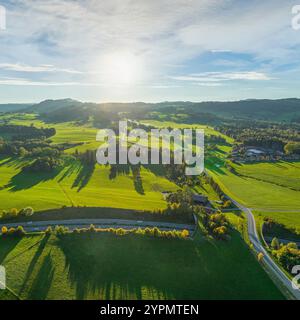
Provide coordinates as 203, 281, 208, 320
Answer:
209, 162, 300, 231
210, 163, 300, 211
254, 211, 300, 236
143, 120, 300, 232
0, 116, 230, 214
0, 232, 284, 300
232, 161, 300, 191
0, 157, 178, 212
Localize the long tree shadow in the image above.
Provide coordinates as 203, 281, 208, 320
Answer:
19, 235, 50, 296
28, 252, 55, 300
72, 162, 96, 192
58, 161, 81, 183
4, 167, 64, 191
0, 238, 21, 264
109, 164, 131, 180
57, 234, 195, 300
109, 164, 145, 195
132, 166, 145, 195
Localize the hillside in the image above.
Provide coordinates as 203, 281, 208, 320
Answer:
0, 104, 33, 112
10, 98, 300, 123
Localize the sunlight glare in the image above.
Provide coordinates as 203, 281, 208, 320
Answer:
101, 52, 143, 86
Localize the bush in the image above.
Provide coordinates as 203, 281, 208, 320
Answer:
273, 243, 300, 272
10, 208, 18, 217
63, 226, 190, 239
15, 226, 26, 237
54, 225, 69, 235
21, 207, 34, 217
2, 226, 26, 237
89, 224, 96, 232
271, 237, 280, 250
1, 226, 8, 235
45, 226, 53, 235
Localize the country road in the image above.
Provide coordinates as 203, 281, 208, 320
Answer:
0, 218, 195, 234
230, 198, 300, 300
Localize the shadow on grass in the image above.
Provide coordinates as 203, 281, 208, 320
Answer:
19, 235, 50, 296
57, 232, 284, 300
72, 163, 95, 192
57, 233, 196, 299
0, 237, 20, 264
28, 252, 55, 300
0, 157, 27, 170
109, 164, 145, 195
58, 161, 81, 183
4, 167, 64, 191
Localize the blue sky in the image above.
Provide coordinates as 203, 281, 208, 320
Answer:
0, 0, 300, 103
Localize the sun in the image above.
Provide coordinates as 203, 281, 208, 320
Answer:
101, 52, 143, 86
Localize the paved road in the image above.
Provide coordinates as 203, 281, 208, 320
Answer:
230, 198, 300, 300
0, 218, 195, 234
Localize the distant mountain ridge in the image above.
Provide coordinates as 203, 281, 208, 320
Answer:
1, 98, 300, 122
0, 103, 33, 112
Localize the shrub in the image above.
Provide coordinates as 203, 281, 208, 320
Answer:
273, 243, 300, 272
181, 229, 189, 238
271, 237, 280, 250
89, 224, 96, 232
116, 228, 126, 236
55, 225, 69, 235
2, 226, 25, 237
45, 226, 53, 235
257, 252, 264, 262
15, 226, 26, 237
1, 226, 8, 235
10, 208, 18, 217
21, 207, 34, 216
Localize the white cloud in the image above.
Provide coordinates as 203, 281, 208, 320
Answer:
171, 71, 273, 82
0, 63, 82, 73
0, 77, 103, 86
0, 0, 298, 100
6, 1, 294, 75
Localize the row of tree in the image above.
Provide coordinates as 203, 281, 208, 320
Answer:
1, 207, 34, 220
47, 224, 190, 239
22, 157, 63, 172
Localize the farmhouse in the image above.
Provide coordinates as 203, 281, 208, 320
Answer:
245, 148, 266, 157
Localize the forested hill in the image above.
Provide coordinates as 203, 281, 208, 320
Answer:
182, 99, 300, 122
1, 98, 300, 123
0, 103, 33, 112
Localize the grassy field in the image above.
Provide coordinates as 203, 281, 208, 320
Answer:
0, 232, 284, 300
0, 116, 229, 214
1, 115, 300, 232
0, 157, 178, 212
209, 161, 300, 230
254, 211, 300, 236
210, 163, 300, 211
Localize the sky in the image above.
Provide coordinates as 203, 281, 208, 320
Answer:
0, 0, 300, 103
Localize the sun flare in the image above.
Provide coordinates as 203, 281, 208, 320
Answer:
101, 52, 143, 86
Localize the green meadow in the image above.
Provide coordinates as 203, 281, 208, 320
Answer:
0, 232, 284, 300
209, 157, 300, 236
0, 116, 230, 214
0, 158, 178, 212
1, 116, 300, 234
209, 162, 300, 231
